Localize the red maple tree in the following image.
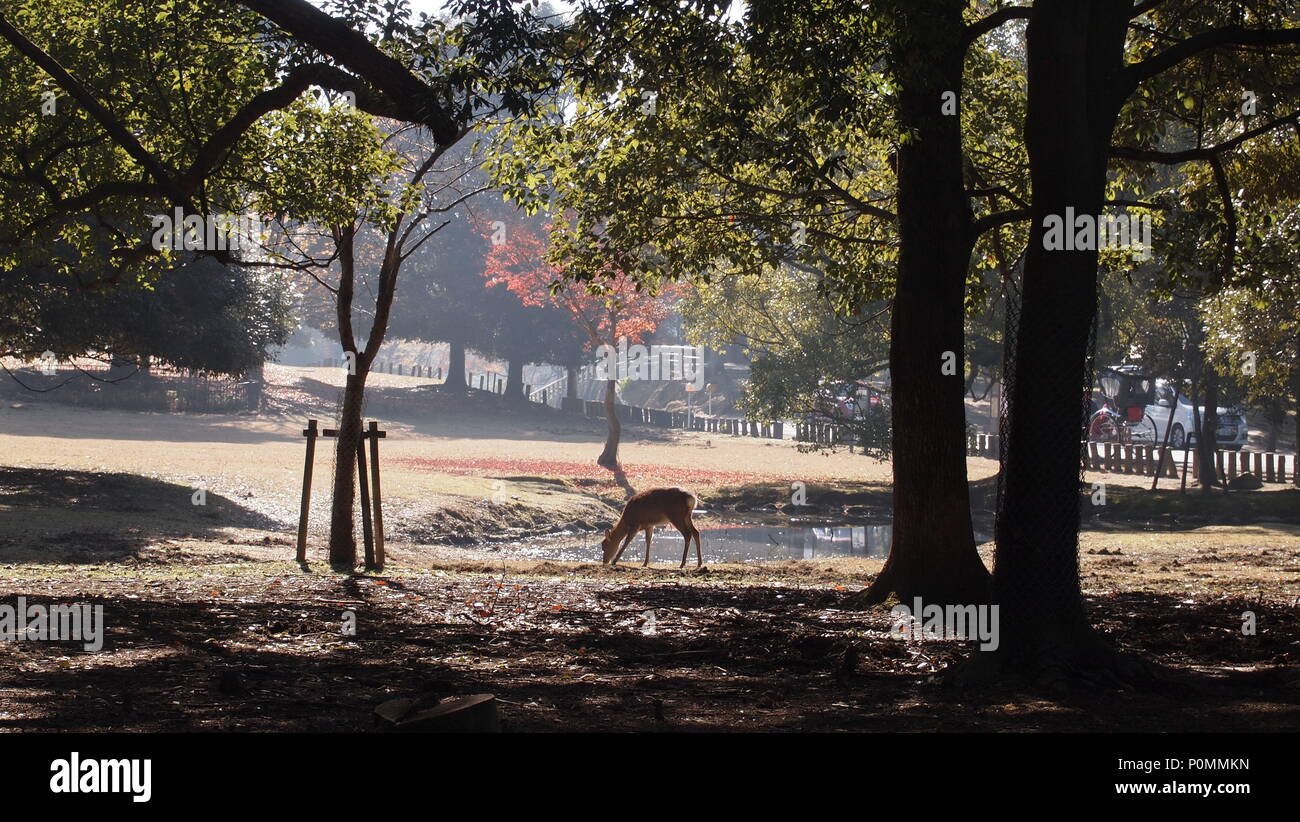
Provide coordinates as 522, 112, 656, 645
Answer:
483, 215, 682, 475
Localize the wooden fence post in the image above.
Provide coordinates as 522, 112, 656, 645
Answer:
297, 419, 318, 563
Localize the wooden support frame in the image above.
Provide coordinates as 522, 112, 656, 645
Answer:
368, 420, 386, 570
297, 419, 388, 570
356, 438, 374, 568
296, 420, 318, 563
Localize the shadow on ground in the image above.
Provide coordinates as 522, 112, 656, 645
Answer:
0, 467, 284, 563
2, 572, 1295, 732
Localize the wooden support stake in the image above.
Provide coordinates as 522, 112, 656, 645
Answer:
368, 420, 385, 571
357, 439, 375, 569
297, 419, 318, 563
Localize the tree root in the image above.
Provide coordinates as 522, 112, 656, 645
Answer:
841, 566, 991, 611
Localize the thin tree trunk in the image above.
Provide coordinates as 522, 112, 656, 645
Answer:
861, 0, 989, 607
327, 223, 400, 568
1293, 376, 1300, 459
328, 367, 367, 568
1197, 364, 1221, 491
597, 378, 621, 470
567, 365, 578, 400
248, 363, 265, 411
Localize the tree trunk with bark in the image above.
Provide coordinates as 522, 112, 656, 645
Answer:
970, 0, 1151, 684
597, 378, 621, 470
567, 365, 578, 400
862, 0, 990, 607
327, 224, 401, 569
444, 339, 466, 387
1293, 376, 1300, 463
505, 355, 526, 400
328, 366, 368, 568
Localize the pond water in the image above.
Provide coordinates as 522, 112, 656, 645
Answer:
513, 522, 897, 564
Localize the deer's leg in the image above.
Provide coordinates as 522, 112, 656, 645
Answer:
611, 530, 636, 565
643, 527, 653, 566
670, 518, 692, 568
692, 524, 703, 567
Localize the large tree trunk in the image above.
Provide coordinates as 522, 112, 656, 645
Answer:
862, 0, 990, 607
977, 0, 1145, 683
505, 355, 526, 400
328, 366, 368, 568
444, 339, 466, 387
596, 378, 621, 470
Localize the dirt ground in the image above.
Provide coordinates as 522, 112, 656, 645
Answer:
1, 365, 1298, 731
1, 537, 1297, 732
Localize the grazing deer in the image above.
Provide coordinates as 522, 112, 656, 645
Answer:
602, 487, 702, 568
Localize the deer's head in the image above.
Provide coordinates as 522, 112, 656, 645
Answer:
600, 528, 619, 564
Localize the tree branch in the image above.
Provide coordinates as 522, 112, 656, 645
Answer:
1125, 25, 1300, 87
1129, 0, 1168, 20
973, 208, 1031, 237
1110, 110, 1300, 163
177, 63, 375, 193
0, 11, 193, 210
962, 5, 1031, 52
230, 0, 461, 144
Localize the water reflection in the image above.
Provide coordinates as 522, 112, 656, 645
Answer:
705, 524, 893, 562
517, 523, 896, 564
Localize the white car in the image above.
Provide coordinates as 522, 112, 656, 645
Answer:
1137, 381, 1248, 450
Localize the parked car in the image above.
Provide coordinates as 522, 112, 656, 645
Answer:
1136, 380, 1248, 450
809, 380, 888, 423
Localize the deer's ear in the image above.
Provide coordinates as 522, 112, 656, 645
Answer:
604, 528, 612, 537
